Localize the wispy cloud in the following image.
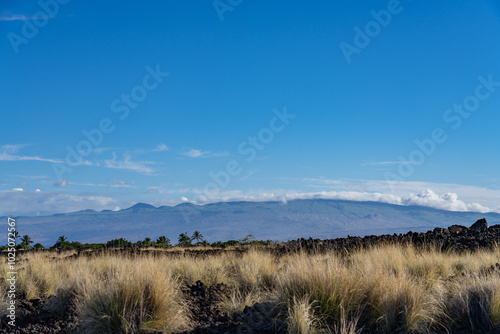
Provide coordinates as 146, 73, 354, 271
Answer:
72, 179, 135, 189
0, 12, 55, 22
0, 14, 29, 21
93, 147, 119, 154
7, 174, 49, 180
46, 178, 135, 189
153, 143, 168, 152
283, 177, 500, 212
103, 152, 155, 174
191, 188, 495, 214
2, 186, 498, 217
133, 143, 169, 154
145, 186, 192, 195
0, 190, 121, 216
1, 144, 29, 153
182, 148, 229, 158
0, 144, 63, 164
301, 177, 345, 185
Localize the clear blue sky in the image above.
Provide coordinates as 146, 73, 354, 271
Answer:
2, 0, 500, 216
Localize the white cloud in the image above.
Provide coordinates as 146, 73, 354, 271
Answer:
0, 144, 63, 164
401, 189, 490, 213
8, 174, 49, 180
154, 143, 168, 152
183, 149, 208, 158
93, 147, 121, 154
182, 149, 229, 158
145, 186, 191, 195
193, 189, 398, 206
0, 14, 29, 21
297, 178, 500, 211
133, 143, 169, 154
70, 179, 134, 189
0, 12, 55, 22
0, 190, 120, 216
192, 187, 497, 214
103, 152, 154, 174
2, 177, 498, 217
1, 144, 28, 153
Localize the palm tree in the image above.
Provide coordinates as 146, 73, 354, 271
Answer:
20, 235, 33, 249
240, 234, 256, 244
143, 237, 152, 247
156, 236, 171, 247
177, 233, 192, 247
191, 231, 204, 244
55, 235, 69, 249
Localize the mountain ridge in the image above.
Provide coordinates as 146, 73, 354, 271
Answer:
3, 199, 500, 246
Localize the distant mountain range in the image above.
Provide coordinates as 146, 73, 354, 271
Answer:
5, 199, 500, 246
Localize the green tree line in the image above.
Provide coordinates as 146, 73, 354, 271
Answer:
2, 231, 271, 251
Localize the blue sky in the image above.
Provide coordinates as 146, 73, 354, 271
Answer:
1, 0, 500, 216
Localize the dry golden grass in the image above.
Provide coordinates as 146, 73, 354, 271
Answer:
12, 253, 192, 333
2, 243, 500, 333
219, 287, 263, 317
286, 295, 317, 334
76, 259, 190, 334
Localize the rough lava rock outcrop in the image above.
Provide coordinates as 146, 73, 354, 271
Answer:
470, 218, 488, 232
276, 219, 500, 254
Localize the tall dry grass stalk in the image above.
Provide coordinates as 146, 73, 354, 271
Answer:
276, 244, 500, 333
3, 243, 500, 333
77, 258, 191, 334
276, 252, 366, 325
287, 295, 317, 334
11, 253, 192, 333
231, 248, 277, 290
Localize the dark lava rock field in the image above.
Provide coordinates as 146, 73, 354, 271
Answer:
2, 219, 499, 334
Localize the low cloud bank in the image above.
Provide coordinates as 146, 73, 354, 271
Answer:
0, 190, 120, 216
0, 188, 496, 217
195, 188, 494, 214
